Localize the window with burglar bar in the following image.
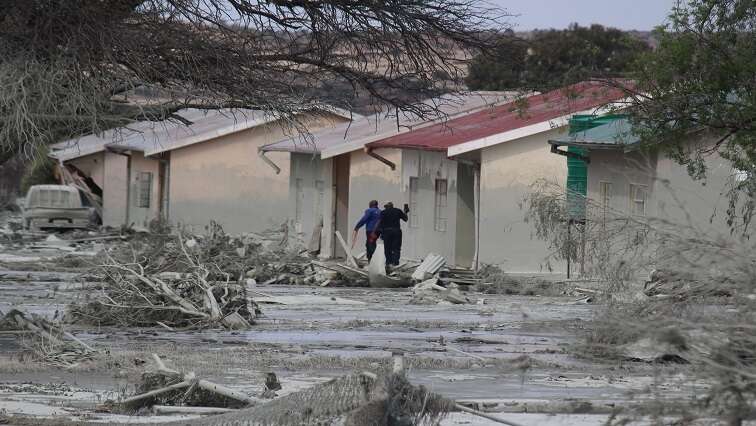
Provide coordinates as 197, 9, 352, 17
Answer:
599, 181, 612, 213
629, 183, 647, 216
434, 178, 448, 232
137, 172, 152, 208
408, 177, 419, 228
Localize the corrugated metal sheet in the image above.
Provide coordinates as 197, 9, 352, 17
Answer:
366, 82, 629, 152
551, 117, 640, 148
260, 92, 518, 157
50, 109, 273, 161
411, 253, 446, 281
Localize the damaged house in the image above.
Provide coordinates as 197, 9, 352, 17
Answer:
355, 82, 629, 272
259, 92, 515, 258
49, 108, 351, 232
548, 115, 744, 235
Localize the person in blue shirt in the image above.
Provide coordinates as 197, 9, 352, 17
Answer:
351, 200, 381, 261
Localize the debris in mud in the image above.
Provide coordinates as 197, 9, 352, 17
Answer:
0, 309, 96, 368
118, 354, 258, 413
476, 265, 563, 296
69, 223, 264, 330
643, 268, 733, 298
410, 278, 471, 305
157, 355, 523, 426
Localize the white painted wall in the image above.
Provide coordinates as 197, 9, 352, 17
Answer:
344, 148, 475, 266
587, 137, 737, 235
289, 153, 331, 250
102, 152, 129, 227
400, 150, 467, 263
479, 127, 570, 273
127, 152, 162, 228
347, 149, 403, 256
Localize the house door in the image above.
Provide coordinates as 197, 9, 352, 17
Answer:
333, 155, 350, 258
455, 162, 476, 267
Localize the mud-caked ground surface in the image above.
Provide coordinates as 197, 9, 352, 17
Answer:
0, 241, 707, 425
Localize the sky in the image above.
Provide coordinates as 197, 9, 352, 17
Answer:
491, 0, 678, 31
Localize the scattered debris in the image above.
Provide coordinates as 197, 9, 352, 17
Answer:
164, 355, 524, 426
118, 354, 258, 413
255, 295, 366, 305
0, 309, 96, 368
621, 337, 689, 364
411, 253, 446, 281
69, 224, 262, 330
367, 243, 411, 288
410, 278, 471, 305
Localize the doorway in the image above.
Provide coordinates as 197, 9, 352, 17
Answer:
333, 155, 350, 258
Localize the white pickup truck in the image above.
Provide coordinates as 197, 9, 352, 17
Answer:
22, 185, 97, 231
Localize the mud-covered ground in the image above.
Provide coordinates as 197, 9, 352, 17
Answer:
0, 243, 707, 425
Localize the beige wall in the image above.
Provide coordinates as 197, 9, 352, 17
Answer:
168, 125, 291, 234
127, 152, 162, 228
479, 127, 570, 273
168, 115, 346, 234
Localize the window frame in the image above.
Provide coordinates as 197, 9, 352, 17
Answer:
599, 181, 612, 213
408, 176, 419, 228
628, 183, 647, 216
434, 178, 448, 232
136, 171, 153, 208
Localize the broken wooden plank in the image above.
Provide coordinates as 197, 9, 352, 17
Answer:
196, 379, 258, 405
334, 263, 369, 278
335, 230, 358, 268
153, 405, 237, 415
120, 381, 192, 405
438, 277, 481, 285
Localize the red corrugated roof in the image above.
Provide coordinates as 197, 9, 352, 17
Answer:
366, 81, 629, 152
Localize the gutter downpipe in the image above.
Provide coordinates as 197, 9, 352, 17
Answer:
365, 147, 396, 170
258, 149, 281, 174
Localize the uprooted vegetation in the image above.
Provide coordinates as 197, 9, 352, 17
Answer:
0, 309, 97, 368
68, 222, 313, 330
524, 180, 756, 423
476, 265, 564, 296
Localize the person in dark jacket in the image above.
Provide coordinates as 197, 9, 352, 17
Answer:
377, 201, 408, 266
351, 200, 381, 260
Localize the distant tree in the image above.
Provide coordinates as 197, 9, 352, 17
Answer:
466, 24, 650, 92
0, 0, 508, 165
621, 0, 756, 231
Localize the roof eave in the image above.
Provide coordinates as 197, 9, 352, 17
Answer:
446, 99, 631, 157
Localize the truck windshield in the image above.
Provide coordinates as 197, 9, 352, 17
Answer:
28, 189, 77, 209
